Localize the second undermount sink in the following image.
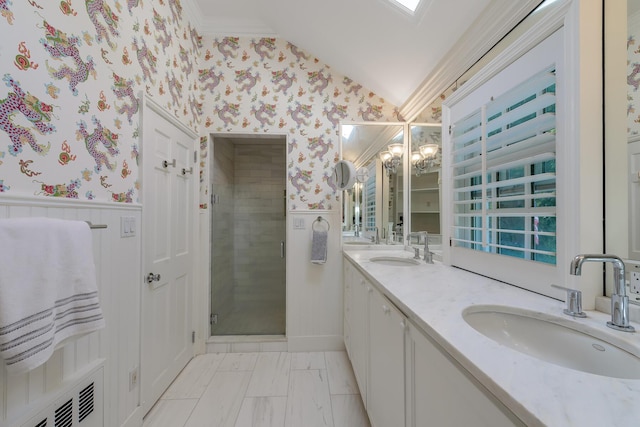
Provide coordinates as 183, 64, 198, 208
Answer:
463, 305, 640, 379
369, 256, 421, 266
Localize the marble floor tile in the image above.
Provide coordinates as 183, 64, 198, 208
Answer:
285, 370, 334, 427
290, 352, 326, 370
184, 371, 252, 427
151, 350, 368, 427
246, 352, 291, 397
162, 353, 225, 399
143, 398, 198, 427
325, 351, 359, 395
330, 395, 370, 427
234, 396, 287, 427
218, 352, 259, 371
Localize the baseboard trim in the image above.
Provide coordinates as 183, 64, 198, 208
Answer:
287, 335, 345, 352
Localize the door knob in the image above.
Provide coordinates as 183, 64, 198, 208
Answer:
146, 272, 161, 283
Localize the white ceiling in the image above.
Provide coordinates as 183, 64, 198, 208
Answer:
190, 0, 538, 108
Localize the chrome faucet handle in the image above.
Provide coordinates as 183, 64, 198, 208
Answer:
424, 251, 434, 264
413, 247, 421, 260
551, 284, 587, 318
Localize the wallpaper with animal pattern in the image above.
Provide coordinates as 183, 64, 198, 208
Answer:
0, 0, 202, 202
0, 1, 400, 209
629, 9, 640, 138
197, 36, 400, 210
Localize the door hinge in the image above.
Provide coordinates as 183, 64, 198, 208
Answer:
192, 331, 195, 343
210, 313, 218, 325
194, 150, 198, 163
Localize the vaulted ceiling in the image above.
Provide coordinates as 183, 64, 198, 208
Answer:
189, 0, 541, 114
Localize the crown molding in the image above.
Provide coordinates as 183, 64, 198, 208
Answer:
399, 0, 542, 122
444, 0, 571, 108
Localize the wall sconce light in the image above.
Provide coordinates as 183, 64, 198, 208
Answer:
380, 142, 403, 176
412, 143, 440, 176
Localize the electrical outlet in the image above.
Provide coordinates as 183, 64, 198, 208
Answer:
129, 367, 139, 391
631, 271, 640, 294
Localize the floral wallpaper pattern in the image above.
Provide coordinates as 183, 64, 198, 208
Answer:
629, 9, 640, 138
0, 0, 201, 202
198, 37, 400, 211
0, 2, 400, 209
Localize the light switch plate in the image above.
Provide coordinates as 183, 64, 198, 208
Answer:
293, 217, 305, 229
120, 216, 136, 238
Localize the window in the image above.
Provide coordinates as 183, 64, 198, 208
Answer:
443, 28, 565, 294
390, 0, 421, 13
364, 162, 377, 232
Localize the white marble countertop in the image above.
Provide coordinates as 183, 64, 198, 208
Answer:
343, 247, 640, 427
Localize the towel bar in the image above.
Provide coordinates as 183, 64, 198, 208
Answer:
313, 216, 330, 231
85, 221, 107, 229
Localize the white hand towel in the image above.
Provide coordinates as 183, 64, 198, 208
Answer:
0, 218, 105, 374
311, 230, 328, 264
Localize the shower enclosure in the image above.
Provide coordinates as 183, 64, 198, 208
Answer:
210, 136, 286, 336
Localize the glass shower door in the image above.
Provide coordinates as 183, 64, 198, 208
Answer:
210, 139, 286, 336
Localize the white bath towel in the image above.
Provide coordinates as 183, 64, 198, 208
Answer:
310, 230, 328, 264
0, 218, 105, 374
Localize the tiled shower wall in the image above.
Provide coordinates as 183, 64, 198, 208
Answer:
233, 143, 286, 323
211, 140, 286, 335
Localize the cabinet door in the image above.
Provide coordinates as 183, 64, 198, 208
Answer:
408, 323, 523, 427
350, 268, 370, 406
368, 289, 406, 427
343, 262, 353, 358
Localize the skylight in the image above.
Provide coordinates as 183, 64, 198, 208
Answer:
390, 0, 421, 13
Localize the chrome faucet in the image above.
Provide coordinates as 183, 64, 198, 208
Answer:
407, 231, 433, 264
570, 254, 635, 332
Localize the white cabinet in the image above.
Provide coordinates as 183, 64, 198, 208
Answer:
343, 256, 523, 427
343, 261, 370, 407
343, 259, 405, 425
407, 322, 523, 427
368, 288, 406, 427
343, 262, 354, 358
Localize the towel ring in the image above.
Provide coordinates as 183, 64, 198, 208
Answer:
313, 216, 330, 232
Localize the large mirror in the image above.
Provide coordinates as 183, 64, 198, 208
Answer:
340, 123, 405, 243
339, 2, 559, 249
605, 0, 640, 302
408, 123, 442, 250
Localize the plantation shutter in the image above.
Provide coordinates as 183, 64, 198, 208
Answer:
451, 66, 557, 264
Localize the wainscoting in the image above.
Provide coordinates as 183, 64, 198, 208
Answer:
0, 196, 142, 427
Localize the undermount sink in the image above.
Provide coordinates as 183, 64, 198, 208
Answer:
463, 305, 640, 379
369, 256, 421, 266
344, 241, 373, 245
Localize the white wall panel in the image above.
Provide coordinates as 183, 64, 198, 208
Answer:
0, 196, 141, 427
286, 211, 344, 352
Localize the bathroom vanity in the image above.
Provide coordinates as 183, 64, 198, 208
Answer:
342, 247, 640, 427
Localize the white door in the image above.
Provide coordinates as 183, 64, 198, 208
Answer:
141, 99, 196, 414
